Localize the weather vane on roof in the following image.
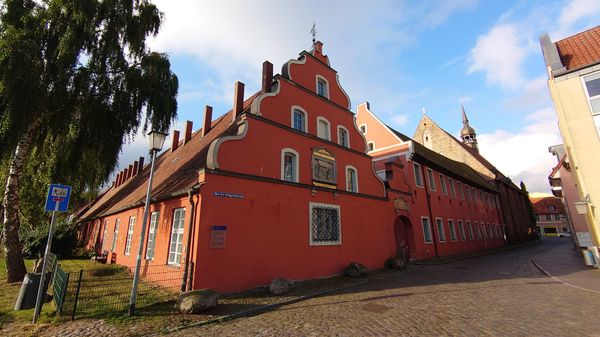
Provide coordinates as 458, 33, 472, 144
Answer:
311, 22, 317, 44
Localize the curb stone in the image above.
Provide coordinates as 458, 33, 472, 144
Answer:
415, 239, 541, 265
530, 251, 600, 295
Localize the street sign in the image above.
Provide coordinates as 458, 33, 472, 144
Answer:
44, 184, 71, 212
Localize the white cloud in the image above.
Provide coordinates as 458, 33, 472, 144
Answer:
467, 24, 529, 89
391, 114, 409, 126
554, 0, 600, 39
478, 107, 561, 193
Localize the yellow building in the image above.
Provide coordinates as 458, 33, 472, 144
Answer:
540, 26, 600, 255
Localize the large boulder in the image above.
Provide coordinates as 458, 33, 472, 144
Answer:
385, 257, 406, 270
176, 289, 219, 314
344, 262, 367, 278
269, 278, 291, 295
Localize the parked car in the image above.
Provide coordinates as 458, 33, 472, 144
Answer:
558, 232, 572, 238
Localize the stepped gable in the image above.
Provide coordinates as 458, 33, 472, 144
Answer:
78, 93, 260, 221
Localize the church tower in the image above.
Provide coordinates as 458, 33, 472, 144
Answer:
460, 105, 479, 152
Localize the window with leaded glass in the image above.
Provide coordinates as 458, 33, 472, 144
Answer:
124, 216, 135, 255
146, 212, 159, 260
309, 203, 341, 245
168, 208, 186, 266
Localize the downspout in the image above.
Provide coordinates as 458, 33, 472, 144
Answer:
421, 163, 439, 258
181, 184, 201, 293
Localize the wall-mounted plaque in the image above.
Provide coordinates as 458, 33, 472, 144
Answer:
210, 225, 227, 248
312, 147, 336, 189
394, 197, 409, 211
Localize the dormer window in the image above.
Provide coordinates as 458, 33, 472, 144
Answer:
316, 76, 329, 98
291, 107, 307, 132
337, 126, 349, 147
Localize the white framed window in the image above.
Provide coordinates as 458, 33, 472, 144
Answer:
102, 221, 109, 250
337, 125, 350, 147
481, 223, 487, 239
316, 75, 329, 98
281, 148, 299, 183
291, 106, 307, 132
124, 216, 135, 255
439, 174, 448, 195
414, 163, 424, 188
474, 221, 481, 239
316, 116, 331, 140
309, 202, 341, 246
146, 211, 159, 260
583, 71, 600, 115
459, 182, 465, 200
553, 214, 561, 221
367, 141, 375, 152
168, 208, 186, 266
436, 218, 446, 242
459, 220, 467, 241
422, 217, 433, 243
465, 221, 474, 240
345, 165, 358, 193
449, 178, 456, 197
448, 219, 457, 242
465, 185, 471, 202
111, 219, 120, 252
426, 168, 436, 191
359, 124, 367, 134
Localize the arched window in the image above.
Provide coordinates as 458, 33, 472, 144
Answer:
337, 126, 349, 147
317, 117, 331, 140
316, 75, 329, 98
291, 106, 307, 132
346, 165, 358, 192
281, 148, 299, 182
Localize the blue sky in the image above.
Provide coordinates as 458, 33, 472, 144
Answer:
117, 0, 600, 193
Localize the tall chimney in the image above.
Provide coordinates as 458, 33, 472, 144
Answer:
137, 156, 145, 175
262, 61, 273, 93
171, 130, 180, 152
232, 81, 245, 122
184, 121, 193, 144
202, 105, 213, 138
132, 160, 139, 176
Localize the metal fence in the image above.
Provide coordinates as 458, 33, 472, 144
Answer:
57, 264, 188, 319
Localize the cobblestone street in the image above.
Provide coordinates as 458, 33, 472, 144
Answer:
169, 240, 600, 337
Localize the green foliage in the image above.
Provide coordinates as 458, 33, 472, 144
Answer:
20, 219, 79, 259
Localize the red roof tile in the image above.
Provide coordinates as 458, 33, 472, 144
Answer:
530, 196, 564, 214
556, 25, 600, 71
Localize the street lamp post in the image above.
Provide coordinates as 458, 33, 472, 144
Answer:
129, 130, 166, 316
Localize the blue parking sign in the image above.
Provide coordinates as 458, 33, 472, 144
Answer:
44, 184, 71, 212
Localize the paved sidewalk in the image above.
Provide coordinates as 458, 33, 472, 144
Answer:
533, 237, 600, 293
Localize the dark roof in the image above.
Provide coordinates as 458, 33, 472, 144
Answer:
78, 93, 260, 221
530, 196, 565, 214
389, 128, 497, 193
556, 25, 600, 71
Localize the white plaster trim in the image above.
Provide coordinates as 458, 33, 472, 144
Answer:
367, 141, 375, 153
580, 70, 600, 116
336, 125, 350, 148
281, 148, 300, 183
336, 73, 351, 110
413, 162, 424, 188
435, 218, 446, 243
309, 202, 342, 246
359, 123, 368, 135
316, 116, 331, 141
315, 74, 330, 99
448, 219, 457, 242
290, 105, 308, 132
251, 79, 282, 117
357, 102, 406, 143
344, 165, 359, 193
283, 56, 307, 81
207, 120, 249, 169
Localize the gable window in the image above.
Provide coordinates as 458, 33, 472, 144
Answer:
309, 203, 341, 245
337, 126, 349, 147
102, 221, 109, 250
548, 205, 555, 211
111, 219, 120, 252
316, 76, 329, 98
367, 141, 375, 152
291, 107, 307, 132
359, 124, 367, 134
439, 174, 448, 195
281, 148, 299, 183
146, 211, 159, 260
124, 216, 135, 255
422, 217, 433, 243
414, 163, 424, 187
317, 117, 331, 140
459, 221, 467, 241
436, 218, 446, 243
449, 178, 456, 197
168, 208, 186, 266
466, 221, 474, 240
426, 168, 436, 191
583, 71, 600, 115
448, 220, 457, 242
346, 166, 358, 192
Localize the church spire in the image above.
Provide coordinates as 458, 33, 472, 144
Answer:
460, 104, 479, 153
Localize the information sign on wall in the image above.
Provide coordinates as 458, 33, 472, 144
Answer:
210, 226, 227, 248
577, 232, 593, 247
